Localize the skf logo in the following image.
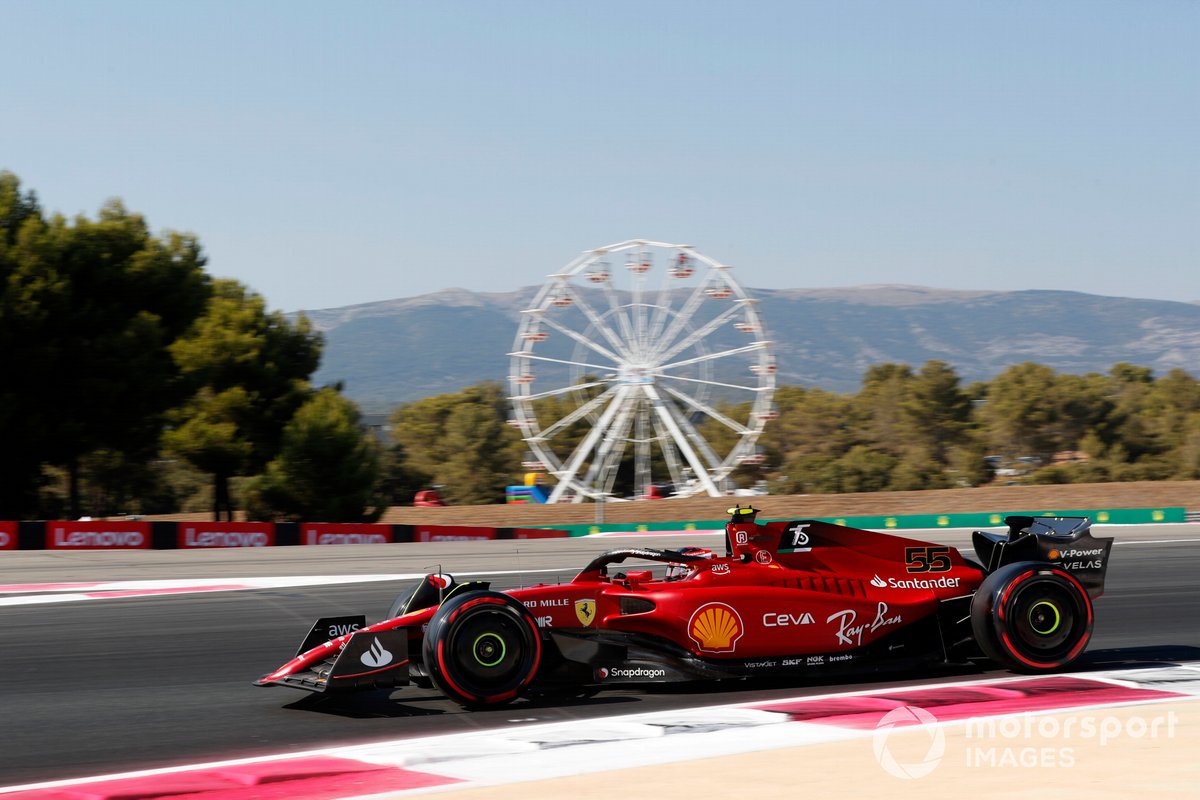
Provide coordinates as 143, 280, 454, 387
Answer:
575, 598, 597, 627
688, 603, 744, 653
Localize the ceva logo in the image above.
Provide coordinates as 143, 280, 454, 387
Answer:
688, 603, 744, 653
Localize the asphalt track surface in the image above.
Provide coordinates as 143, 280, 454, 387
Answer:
3, 525, 1199, 787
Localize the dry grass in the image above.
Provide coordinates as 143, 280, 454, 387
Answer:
139, 480, 1199, 525
375, 480, 1200, 527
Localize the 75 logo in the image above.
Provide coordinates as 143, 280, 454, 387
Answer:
904, 546, 952, 573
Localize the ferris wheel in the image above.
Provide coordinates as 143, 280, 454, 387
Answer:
508, 239, 777, 503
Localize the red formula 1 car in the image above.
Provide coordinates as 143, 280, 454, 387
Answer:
256, 507, 1113, 708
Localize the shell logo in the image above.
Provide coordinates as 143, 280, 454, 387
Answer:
688, 603, 744, 653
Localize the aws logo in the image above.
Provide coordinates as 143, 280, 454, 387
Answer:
688, 602, 744, 653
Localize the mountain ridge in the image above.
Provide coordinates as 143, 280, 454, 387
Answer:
299, 285, 1200, 412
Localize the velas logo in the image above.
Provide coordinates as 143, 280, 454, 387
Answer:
360, 638, 392, 668
688, 602, 744, 653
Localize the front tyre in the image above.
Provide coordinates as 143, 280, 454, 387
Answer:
971, 562, 1094, 672
422, 591, 542, 708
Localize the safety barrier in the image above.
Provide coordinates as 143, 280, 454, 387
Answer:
0, 520, 568, 551
0, 506, 1185, 549
531, 507, 1189, 537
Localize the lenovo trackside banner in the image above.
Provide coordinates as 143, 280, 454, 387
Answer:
302, 523, 393, 545
178, 522, 275, 549
46, 520, 152, 550
414, 525, 498, 543
509, 528, 568, 539
0, 521, 16, 550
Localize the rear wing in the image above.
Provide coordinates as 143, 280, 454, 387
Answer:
972, 516, 1114, 599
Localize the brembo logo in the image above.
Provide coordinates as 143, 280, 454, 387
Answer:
360, 638, 393, 668
689, 603, 744, 653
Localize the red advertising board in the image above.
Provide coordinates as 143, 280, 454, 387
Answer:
302, 523, 393, 546
0, 521, 16, 550
511, 527, 569, 539
413, 525, 498, 543
178, 522, 275, 549
46, 520, 151, 550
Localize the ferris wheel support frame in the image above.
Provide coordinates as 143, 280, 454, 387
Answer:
510, 239, 776, 502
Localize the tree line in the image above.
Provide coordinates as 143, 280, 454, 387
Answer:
4, 172, 1198, 519
0, 172, 386, 521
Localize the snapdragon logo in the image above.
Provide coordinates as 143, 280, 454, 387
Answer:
598, 666, 666, 680
873, 705, 945, 779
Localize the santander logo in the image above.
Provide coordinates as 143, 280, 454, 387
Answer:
870, 575, 888, 588
360, 638, 393, 668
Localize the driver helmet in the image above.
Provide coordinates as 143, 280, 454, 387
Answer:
665, 546, 713, 580
726, 505, 760, 524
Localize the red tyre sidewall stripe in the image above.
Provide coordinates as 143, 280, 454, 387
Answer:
997, 567, 1093, 669
435, 596, 541, 704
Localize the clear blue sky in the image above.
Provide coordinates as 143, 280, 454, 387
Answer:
3, 1, 1197, 312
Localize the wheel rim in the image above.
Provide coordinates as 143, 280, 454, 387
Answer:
1027, 600, 1061, 635
446, 607, 530, 691
472, 632, 506, 667
1005, 578, 1087, 658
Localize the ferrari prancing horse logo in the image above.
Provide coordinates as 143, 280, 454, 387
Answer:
575, 598, 597, 627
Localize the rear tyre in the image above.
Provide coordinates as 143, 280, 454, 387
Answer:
971, 562, 1093, 672
422, 591, 542, 708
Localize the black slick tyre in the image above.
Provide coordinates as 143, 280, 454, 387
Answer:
422, 590, 542, 708
970, 562, 1093, 672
